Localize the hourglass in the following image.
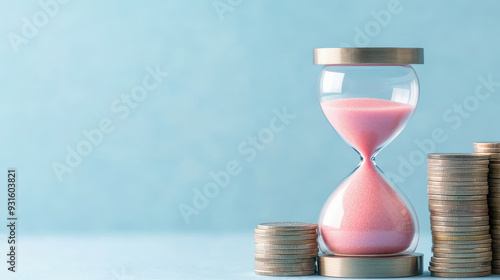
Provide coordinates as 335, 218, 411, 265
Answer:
314, 48, 424, 260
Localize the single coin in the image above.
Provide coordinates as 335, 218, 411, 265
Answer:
432, 230, 490, 236
255, 270, 316, 276
431, 256, 492, 263
430, 216, 490, 222
432, 234, 491, 241
428, 266, 491, 273
432, 252, 492, 258
427, 188, 488, 195
432, 247, 491, 253
428, 153, 490, 160
257, 222, 317, 231
427, 171, 488, 177
428, 200, 487, 206
254, 228, 317, 235
428, 176, 488, 182
491, 234, 500, 241
430, 219, 489, 225
428, 203, 488, 210
489, 197, 500, 203
432, 238, 492, 245
430, 225, 490, 232
491, 220, 500, 226
255, 259, 315, 266
429, 199, 488, 205
474, 147, 500, 153
254, 239, 319, 245
255, 243, 318, 250
428, 166, 489, 172
254, 252, 318, 259
489, 193, 500, 198
430, 220, 489, 226
428, 194, 487, 201
255, 261, 316, 271
254, 257, 316, 264
255, 234, 317, 241
427, 181, 488, 187
429, 210, 489, 216
474, 142, 500, 149
255, 248, 319, 255
489, 213, 500, 219
428, 171, 490, 177
490, 230, 500, 235
490, 201, 500, 207
429, 202, 488, 208
429, 261, 491, 268
432, 243, 492, 249
430, 271, 491, 277
427, 157, 490, 162
255, 266, 316, 273
489, 210, 500, 215
428, 204, 488, 211
427, 163, 489, 169
428, 163, 487, 168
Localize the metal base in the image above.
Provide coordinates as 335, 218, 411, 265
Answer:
318, 253, 423, 278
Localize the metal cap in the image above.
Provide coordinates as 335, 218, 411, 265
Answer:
318, 253, 423, 278
313, 48, 424, 65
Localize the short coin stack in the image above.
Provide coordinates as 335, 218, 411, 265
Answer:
254, 222, 318, 276
474, 142, 500, 274
427, 153, 492, 278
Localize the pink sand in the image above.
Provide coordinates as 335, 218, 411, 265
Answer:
321, 98, 414, 159
319, 98, 415, 255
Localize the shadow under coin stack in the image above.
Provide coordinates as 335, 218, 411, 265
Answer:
427, 153, 492, 278
254, 222, 318, 276
474, 142, 500, 274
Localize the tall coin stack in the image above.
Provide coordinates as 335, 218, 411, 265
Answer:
427, 153, 492, 278
474, 142, 500, 274
254, 222, 318, 276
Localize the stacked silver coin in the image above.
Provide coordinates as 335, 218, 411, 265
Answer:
254, 222, 318, 276
427, 153, 492, 278
474, 142, 500, 274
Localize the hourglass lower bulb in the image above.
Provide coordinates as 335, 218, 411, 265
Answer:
314, 48, 423, 257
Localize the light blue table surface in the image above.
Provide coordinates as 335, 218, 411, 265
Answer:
2, 233, 497, 279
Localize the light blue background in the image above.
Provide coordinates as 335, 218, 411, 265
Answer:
1, 0, 499, 237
